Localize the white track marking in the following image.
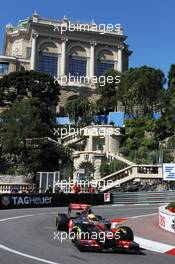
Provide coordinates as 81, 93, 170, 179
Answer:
0, 214, 35, 222
107, 207, 159, 211
0, 244, 60, 264
0, 208, 173, 259
133, 204, 150, 206
111, 204, 123, 207
0, 213, 61, 263
0, 213, 50, 222
130, 213, 157, 219
111, 204, 164, 207
135, 236, 175, 254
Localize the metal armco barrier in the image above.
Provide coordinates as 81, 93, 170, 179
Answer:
0, 193, 112, 210
112, 191, 175, 204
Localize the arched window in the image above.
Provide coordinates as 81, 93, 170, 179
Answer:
68, 46, 87, 78
96, 50, 114, 77
38, 42, 58, 77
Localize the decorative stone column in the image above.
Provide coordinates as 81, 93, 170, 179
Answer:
90, 40, 96, 78
88, 135, 93, 151
105, 134, 109, 153
114, 60, 118, 71
117, 44, 123, 72
30, 32, 38, 70
57, 54, 61, 78
60, 36, 68, 76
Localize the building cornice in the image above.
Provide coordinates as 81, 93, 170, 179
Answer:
6, 18, 127, 41
0, 55, 17, 62
33, 32, 125, 49
0, 55, 30, 63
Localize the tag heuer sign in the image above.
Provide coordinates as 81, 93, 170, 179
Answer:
2, 196, 11, 207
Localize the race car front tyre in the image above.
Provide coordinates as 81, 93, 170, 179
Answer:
75, 240, 85, 252
116, 226, 134, 241
56, 214, 68, 231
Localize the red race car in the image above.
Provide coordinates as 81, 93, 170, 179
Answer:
56, 203, 94, 231
56, 203, 140, 252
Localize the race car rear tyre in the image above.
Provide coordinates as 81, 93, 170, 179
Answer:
116, 226, 134, 241
56, 214, 68, 231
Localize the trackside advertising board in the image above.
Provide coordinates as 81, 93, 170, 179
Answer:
0, 193, 112, 209
0, 195, 54, 209
163, 163, 175, 181
104, 193, 111, 202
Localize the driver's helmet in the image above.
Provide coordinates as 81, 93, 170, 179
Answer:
87, 213, 96, 221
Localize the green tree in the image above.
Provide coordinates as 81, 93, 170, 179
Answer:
96, 69, 121, 114
0, 70, 61, 107
118, 66, 164, 115
100, 163, 110, 177
155, 64, 175, 140
120, 116, 159, 164
26, 142, 72, 175
65, 95, 95, 125
0, 98, 53, 154
168, 64, 175, 88
100, 160, 126, 177
0, 98, 71, 175
109, 160, 126, 173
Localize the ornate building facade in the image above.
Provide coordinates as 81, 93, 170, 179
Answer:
0, 12, 132, 113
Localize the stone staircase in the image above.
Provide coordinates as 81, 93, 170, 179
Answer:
106, 152, 136, 166
59, 127, 88, 146
26, 133, 85, 147
25, 137, 59, 147
98, 164, 162, 192
60, 132, 83, 146
25, 127, 163, 193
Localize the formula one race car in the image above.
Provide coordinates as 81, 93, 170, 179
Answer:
56, 203, 109, 230
56, 203, 140, 252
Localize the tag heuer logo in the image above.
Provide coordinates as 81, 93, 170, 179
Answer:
2, 196, 11, 207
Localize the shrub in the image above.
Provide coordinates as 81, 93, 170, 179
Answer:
100, 163, 110, 177
166, 202, 175, 213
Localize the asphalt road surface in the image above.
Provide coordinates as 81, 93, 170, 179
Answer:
0, 205, 174, 264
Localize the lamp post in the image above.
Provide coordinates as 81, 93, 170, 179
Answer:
159, 142, 163, 165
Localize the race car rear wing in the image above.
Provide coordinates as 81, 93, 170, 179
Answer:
68, 203, 92, 211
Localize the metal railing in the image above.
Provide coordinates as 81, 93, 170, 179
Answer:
112, 191, 175, 205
